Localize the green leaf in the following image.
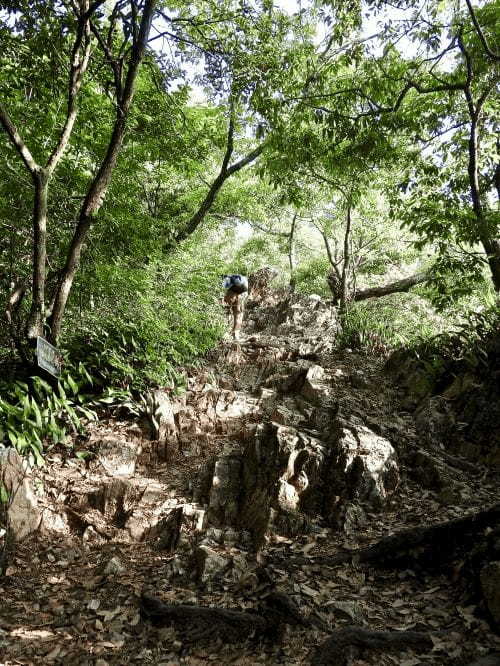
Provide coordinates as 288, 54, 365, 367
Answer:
75, 450, 93, 460
0, 484, 9, 504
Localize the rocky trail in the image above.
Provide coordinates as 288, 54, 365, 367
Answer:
1, 276, 500, 665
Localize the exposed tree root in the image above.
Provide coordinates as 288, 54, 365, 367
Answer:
312, 626, 433, 665
303, 503, 500, 569
140, 591, 310, 643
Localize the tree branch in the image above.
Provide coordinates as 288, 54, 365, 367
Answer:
353, 272, 429, 301
174, 134, 266, 244
90, 18, 123, 98
0, 105, 39, 175
464, 0, 500, 62
320, 231, 342, 279
226, 142, 265, 176
47, 3, 93, 173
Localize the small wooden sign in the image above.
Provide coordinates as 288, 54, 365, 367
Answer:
36, 337, 62, 377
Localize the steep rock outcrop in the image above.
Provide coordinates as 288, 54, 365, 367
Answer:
322, 415, 399, 526
386, 326, 500, 464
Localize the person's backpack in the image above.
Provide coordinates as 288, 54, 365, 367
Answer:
223, 274, 248, 294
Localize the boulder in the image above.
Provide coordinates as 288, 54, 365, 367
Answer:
237, 423, 325, 545
247, 291, 338, 354
301, 365, 330, 404
95, 436, 140, 477
214, 391, 260, 427
148, 507, 184, 552
0, 447, 41, 541
145, 389, 179, 460
264, 361, 312, 394
207, 453, 243, 526
193, 544, 231, 582
323, 416, 399, 524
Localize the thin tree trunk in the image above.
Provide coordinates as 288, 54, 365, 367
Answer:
0, 2, 94, 348
48, 0, 158, 342
340, 204, 352, 311
288, 213, 297, 290
27, 169, 49, 339
468, 116, 500, 291
459, 37, 500, 291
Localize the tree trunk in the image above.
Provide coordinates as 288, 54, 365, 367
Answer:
0, 3, 94, 349
288, 213, 297, 290
47, 0, 157, 342
462, 59, 500, 291
469, 114, 500, 290
27, 168, 49, 340
353, 272, 429, 301
340, 204, 352, 311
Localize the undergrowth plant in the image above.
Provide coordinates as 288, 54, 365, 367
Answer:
295, 257, 331, 298
0, 367, 96, 466
66, 245, 226, 392
411, 304, 500, 370
337, 294, 446, 354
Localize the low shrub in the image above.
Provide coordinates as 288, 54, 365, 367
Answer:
337, 293, 446, 353
0, 367, 96, 466
410, 304, 500, 370
65, 248, 226, 391
294, 256, 331, 298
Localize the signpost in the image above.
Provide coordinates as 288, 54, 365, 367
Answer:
36, 337, 62, 378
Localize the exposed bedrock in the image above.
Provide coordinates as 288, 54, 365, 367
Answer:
199, 413, 399, 547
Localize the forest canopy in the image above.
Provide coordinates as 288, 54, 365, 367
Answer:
0, 0, 498, 387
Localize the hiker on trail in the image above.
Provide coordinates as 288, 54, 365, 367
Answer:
222, 274, 249, 341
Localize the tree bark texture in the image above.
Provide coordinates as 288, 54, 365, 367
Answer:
140, 590, 309, 643
27, 169, 49, 339
460, 36, 500, 291
0, 1, 94, 346
467, 110, 500, 291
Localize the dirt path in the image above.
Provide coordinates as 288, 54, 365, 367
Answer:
1, 288, 500, 665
